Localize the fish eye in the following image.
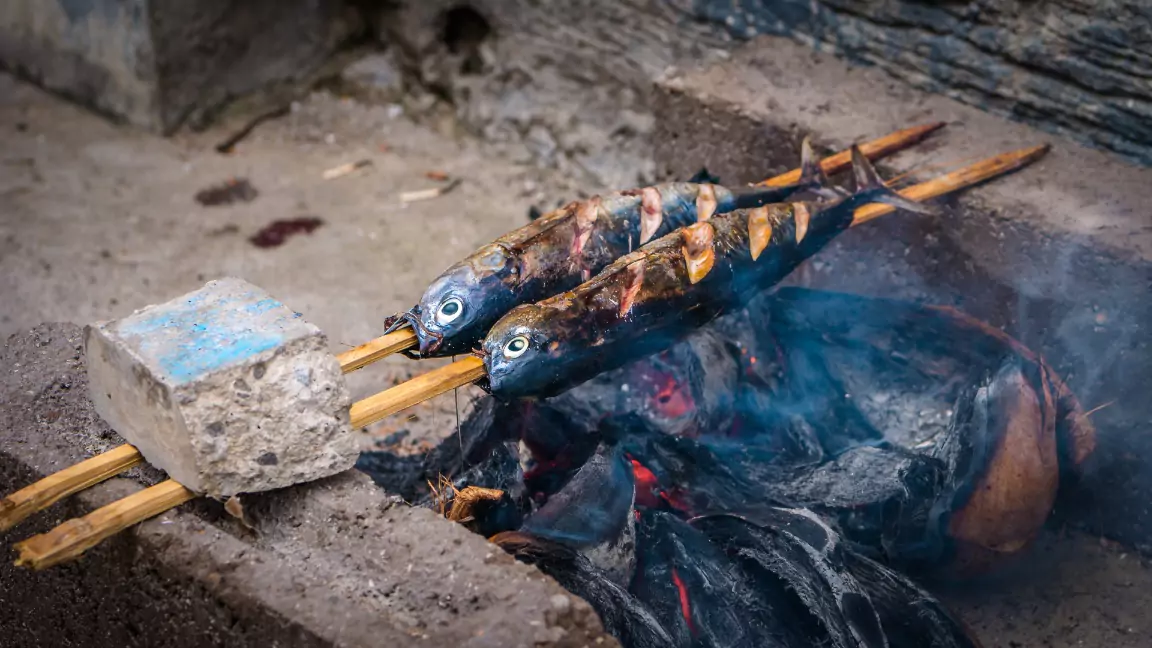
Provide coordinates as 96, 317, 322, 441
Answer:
503, 335, 530, 359
435, 297, 464, 325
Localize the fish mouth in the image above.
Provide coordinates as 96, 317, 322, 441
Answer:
384, 306, 444, 358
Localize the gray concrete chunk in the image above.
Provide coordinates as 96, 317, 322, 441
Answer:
84, 277, 356, 497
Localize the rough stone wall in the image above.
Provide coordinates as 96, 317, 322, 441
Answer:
690, 0, 1152, 166
0, 0, 362, 133
0, 0, 159, 127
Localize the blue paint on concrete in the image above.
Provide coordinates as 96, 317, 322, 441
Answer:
118, 286, 298, 385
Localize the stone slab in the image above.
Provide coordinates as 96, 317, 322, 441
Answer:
85, 277, 355, 497
689, 0, 1152, 166
0, 0, 359, 133
651, 35, 1152, 553
0, 323, 616, 648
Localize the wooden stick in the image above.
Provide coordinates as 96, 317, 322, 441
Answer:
336, 329, 418, 374
758, 122, 946, 187
355, 142, 1049, 421
852, 144, 1050, 226
349, 356, 486, 429
0, 444, 144, 533
13, 479, 196, 570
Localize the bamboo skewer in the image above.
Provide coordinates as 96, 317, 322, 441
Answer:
337, 329, 418, 373
5, 359, 487, 568
758, 122, 945, 187
852, 144, 1050, 226
0, 330, 417, 542
0, 444, 144, 533
355, 143, 1051, 419
14, 479, 196, 570
349, 356, 487, 429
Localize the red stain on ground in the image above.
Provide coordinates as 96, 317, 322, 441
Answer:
249, 217, 324, 248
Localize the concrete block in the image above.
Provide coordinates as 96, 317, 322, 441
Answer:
1, 323, 614, 648
84, 278, 356, 497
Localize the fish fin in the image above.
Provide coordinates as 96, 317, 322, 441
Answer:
639, 187, 663, 244
800, 136, 845, 200
696, 184, 718, 221
850, 145, 938, 215
618, 259, 646, 318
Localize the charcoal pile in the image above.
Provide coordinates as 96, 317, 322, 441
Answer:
359, 288, 1094, 648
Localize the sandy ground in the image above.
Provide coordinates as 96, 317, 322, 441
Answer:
2, 71, 1151, 647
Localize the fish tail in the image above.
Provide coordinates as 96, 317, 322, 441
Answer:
730, 137, 841, 209
848, 144, 938, 215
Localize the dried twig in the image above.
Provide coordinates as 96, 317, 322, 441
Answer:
215, 105, 291, 154
322, 159, 373, 180
400, 178, 463, 203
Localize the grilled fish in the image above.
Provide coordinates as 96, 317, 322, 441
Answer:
394, 142, 832, 356
481, 146, 933, 398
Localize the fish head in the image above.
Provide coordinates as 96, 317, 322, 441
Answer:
414, 244, 519, 356
482, 301, 590, 399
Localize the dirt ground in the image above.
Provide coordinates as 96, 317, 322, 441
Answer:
2, 69, 1151, 647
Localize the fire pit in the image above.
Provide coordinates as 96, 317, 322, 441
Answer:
359, 286, 1094, 647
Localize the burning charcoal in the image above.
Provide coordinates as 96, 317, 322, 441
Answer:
769, 342, 886, 454
766, 288, 1093, 574
355, 397, 520, 500
363, 286, 1095, 648
491, 532, 678, 648
522, 444, 636, 586
767, 287, 1094, 477
840, 550, 978, 648
692, 510, 886, 648
634, 511, 835, 648
931, 358, 1059, 576
766, 445, 948, 566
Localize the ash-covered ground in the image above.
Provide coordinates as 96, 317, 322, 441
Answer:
2, 53, 1150, 647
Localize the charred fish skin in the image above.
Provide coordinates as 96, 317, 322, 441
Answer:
405, 142, 828, 357
480, 203, 838, 399
482, 145, 932, 399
